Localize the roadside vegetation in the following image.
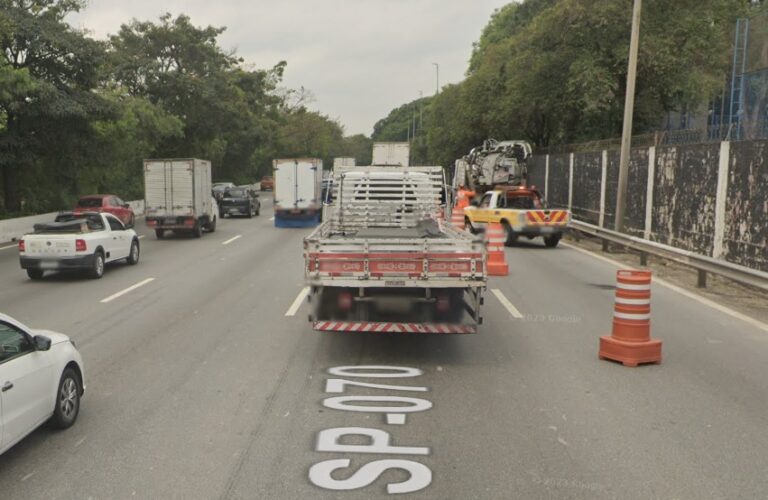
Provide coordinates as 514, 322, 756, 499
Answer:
374, 0, 764, 167
0, 1, 371, 217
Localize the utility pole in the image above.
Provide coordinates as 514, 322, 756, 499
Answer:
615, 0, 642, 234
419, 90, 424, 134
432, 63, 440, 95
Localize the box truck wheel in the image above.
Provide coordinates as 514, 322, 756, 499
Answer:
208, 216, 217, 232
155, 229, 165, 239
193, 223, 203, 238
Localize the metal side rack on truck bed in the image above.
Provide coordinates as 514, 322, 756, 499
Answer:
304, 166, 487, 334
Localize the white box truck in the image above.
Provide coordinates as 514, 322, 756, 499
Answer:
273, 158, 323, 228
333, 157, 356, 169
144, 158, 217, 238
372, 142, 410, 166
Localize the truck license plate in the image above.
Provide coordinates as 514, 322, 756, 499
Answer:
40, 261, 59, 270
385, 281, 406, 287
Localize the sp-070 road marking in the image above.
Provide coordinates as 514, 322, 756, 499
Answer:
100, 278, 155, 304
491, 289, 524, 319
285, 287, 310, 316
562, 242, 768, 333
310, 366, 433, 495
222, 235, 242, 246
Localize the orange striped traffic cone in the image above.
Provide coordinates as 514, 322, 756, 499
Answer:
485, 222, 509, 276
599, 270, 662, 367
450, 206, 465, 230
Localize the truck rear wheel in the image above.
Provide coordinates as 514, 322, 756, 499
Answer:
155, 229, 165, 239
193, 223, 203, 238
27, 269, 44, 280
544, 235, 561, 248
89, 251, 105, 279
208, 216, 217, 233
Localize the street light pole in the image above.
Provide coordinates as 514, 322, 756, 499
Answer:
419, 90, 424, 134
432, 63, 440, 95
615, 0, 642, 234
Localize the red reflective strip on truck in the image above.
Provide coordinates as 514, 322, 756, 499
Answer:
309, 253, 483, 260
312, 322, 477, 334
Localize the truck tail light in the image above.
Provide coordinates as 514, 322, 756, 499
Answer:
436, 295, 450, 313
338, 292, 353, 311
75, 239, 87, 252
18, 240, 25, 252
183, 217, 196, 227
147, 219, 157, 227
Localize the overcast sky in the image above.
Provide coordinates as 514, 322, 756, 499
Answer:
69, 0, 510, 136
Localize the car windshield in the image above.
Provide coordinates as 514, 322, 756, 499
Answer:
76, 198, 103, 208
225, 188, 246, 198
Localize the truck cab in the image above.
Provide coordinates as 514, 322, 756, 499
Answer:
464, 186, 571, 247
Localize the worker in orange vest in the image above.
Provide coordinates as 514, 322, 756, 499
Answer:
455, 184, 476, 210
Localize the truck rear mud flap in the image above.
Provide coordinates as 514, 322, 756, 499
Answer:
313, 321, 477, 334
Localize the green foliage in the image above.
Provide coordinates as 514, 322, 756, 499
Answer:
379, 0, 759, 168
0, 7, 365, 217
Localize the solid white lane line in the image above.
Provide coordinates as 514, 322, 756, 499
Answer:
222, 235, 242, 246
562, 242, 768, 333
0, 244, 16, 251
269, 217, 275, 222
138, 235, 146, 240
286, 287, 311, 317
100, 278, 155, 304
491, 289, 524, 319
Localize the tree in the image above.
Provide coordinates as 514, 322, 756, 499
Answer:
0, 0, 107, 213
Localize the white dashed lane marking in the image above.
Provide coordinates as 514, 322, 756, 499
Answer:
100, 278, 156, 304
491, 289, 524, 319
286, 287, 310, 317
222, 235, 242, 246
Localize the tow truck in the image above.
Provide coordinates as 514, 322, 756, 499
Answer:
464, 186, 571, 248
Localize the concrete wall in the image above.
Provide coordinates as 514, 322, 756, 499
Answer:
726, 141, 768, 271
650, 143, 720, 255
532, 140, 767, 272
0, 200, 144, 244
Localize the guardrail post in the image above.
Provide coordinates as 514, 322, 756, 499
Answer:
544, 154, 550, 201
697, 270, 708, 288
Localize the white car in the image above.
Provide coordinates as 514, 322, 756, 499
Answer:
19, 211, 140, 279
0, 313, 85, 455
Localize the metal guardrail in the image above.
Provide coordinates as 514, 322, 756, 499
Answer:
570, 220, 768, 292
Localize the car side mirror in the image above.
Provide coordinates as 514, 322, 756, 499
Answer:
34, 335, 52, 351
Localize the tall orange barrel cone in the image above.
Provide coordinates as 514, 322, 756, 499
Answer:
599, 270, 662, 367
485, 222, 509, 276
450, 206, 465, 229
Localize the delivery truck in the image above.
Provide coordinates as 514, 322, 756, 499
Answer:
273, 158, 323, 228
144, 158, 218, 238
372, 142, 410, 166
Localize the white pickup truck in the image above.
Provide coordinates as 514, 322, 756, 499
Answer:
19, 212, 140, 279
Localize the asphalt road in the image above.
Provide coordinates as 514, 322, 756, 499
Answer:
0, 198, 767, 499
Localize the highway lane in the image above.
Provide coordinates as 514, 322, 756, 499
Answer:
0, 205, 767, 499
